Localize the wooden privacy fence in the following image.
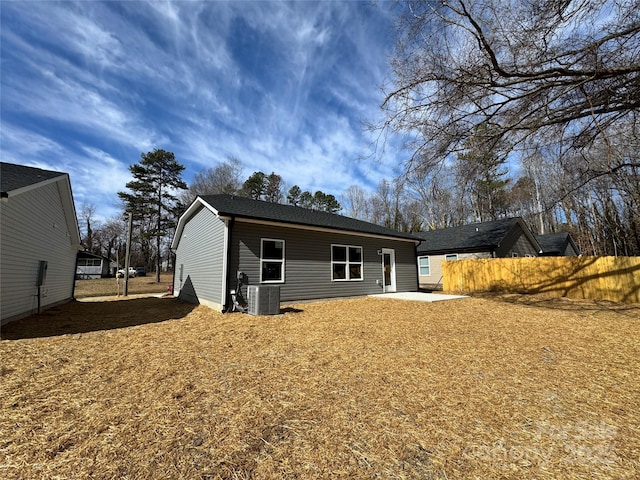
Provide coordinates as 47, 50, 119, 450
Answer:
443, 256, 640, 303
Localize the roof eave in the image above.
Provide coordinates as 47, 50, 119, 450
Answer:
417, 246, 495, 255
231, 216, 420, 243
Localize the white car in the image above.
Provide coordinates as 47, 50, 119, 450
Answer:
117, 267, 137, 278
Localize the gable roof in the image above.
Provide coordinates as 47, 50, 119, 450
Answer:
77, 250, 110, 261
535, 232, 580, 255
1, 162, 81, 247
416, 217, 540, 254
173, 194, 420, 249
1, 162, 66, 197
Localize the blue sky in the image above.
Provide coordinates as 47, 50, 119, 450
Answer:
1, 0, 404, 221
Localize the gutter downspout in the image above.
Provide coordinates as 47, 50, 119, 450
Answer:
221, 216, 234, 313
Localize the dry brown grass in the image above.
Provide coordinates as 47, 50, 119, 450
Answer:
1, 295, 639, 479
74, 273, 174, 298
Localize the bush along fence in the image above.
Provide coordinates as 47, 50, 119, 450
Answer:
442, 256, 640, 303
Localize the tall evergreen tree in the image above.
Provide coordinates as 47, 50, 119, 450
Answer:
456, 124, 510, 221
241, 171, 266, 200
287, 185, 302, 206
312, 191, 341, 213
118, 149, 187, 283
264, 172, 283, 203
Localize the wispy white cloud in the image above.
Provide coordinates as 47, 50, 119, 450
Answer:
1, 0, 403, 221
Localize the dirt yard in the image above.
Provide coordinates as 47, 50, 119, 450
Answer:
74, 272, 174, 298
1, 294, 638, 479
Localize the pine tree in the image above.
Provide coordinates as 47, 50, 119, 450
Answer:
241, 171, 266, 200
118, 149, 187, 283
456, 124, 510, 221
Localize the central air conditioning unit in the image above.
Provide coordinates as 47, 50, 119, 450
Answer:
247, 285, 280, 315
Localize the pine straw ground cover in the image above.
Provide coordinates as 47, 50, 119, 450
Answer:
1, 295, 639, 479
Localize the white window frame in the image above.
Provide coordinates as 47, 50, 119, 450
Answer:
331, 244, 363, 281
260, 238, 285, 283
418, 256, 430, 276
78, 258, 101, 267
444, 254, 458, 261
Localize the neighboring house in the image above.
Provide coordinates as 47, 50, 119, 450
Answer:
416, 217, 542, 289
535, 232, 580, 256
76, 251, 111, 279
1, 162, 82, 325
171, 194, 420, 311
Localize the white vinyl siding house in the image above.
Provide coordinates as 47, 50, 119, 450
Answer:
1, 163, 81, 325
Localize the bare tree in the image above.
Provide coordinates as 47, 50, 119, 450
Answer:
342, 185, 372, 221
404, 162, 460, 229
181, 157, 244, 205
382, 0, 640, 170
94, 216, 127, 267
370, 179, 423, 232
78, 202, 100, 253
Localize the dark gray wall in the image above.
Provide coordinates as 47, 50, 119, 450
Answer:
228, 221, 418, 303
495, 225, 539, 257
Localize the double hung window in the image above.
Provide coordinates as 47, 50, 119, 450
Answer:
418, 256, 430, 276
261, 239, 285, 283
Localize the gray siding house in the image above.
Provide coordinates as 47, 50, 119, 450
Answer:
535, 232, 580, 256
1, 162, 82, 325
76, 251, 112, 279
171, 194, 420, 311
415, 217, 542, 289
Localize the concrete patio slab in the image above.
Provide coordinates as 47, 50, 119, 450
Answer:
369, 292, 468, 302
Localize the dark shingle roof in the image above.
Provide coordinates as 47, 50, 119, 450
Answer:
535, 232, 578, 255
416, 217, 522, 254
199, 194, 420, 241
1, 162, 65, 196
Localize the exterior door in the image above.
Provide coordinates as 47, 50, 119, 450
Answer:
381, 248, 396, 293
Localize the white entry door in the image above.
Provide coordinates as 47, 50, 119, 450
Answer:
381, 248, 396, 293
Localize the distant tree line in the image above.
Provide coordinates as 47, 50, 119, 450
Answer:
343, 122, 640, 256
79, 138, 639, 278
181, 157, 342, 213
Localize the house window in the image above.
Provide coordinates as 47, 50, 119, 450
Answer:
332, 245, 363, 281
78, 258, 100, 267
418, 256, 430, 276
261, 239, 285, 283
512, 252, 519, 258
444, 254, 458, 261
